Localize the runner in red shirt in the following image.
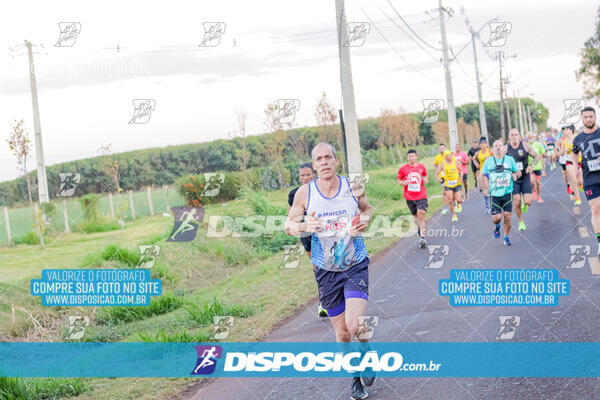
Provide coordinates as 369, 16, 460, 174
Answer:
397, 149, 428, 248
454, 143, 470, 200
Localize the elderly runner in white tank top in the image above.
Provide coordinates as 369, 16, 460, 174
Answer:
284, 142, 376, 399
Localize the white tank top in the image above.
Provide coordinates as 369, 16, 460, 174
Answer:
306, 175, 368, 271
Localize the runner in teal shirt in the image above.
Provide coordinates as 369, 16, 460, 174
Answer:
482, 140, 518, 246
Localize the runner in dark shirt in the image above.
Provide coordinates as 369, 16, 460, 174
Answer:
467, 139, 480, 188
572, 107, 600, 256
287, 163, 328, 317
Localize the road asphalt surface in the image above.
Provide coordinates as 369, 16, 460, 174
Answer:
187, 167, 600, 400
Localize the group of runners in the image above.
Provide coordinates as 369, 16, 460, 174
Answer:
282, 106, 600, 400
395, 108, 600, 249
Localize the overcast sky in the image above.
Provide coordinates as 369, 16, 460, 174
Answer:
0, 0, 598, 181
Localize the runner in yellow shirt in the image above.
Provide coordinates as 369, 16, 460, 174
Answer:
434, 143, 450, 215
473, 137, 493, 214
436, 150, 463, 222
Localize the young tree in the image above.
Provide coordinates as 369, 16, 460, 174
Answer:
264, 101, 291, 187
378, 108, 418, 163
314, 92, 338, 143
230, 108, 250, 171
287, 130, 308, 161
577, 6, 600, 102
314, 92, 346, 172
432, 121, 450, 145
7, 119, 44, 248
98, 144, 121, 193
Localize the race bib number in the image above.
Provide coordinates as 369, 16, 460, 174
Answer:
319, 216, 349, 238
408, 182, 420, 192
446, 180, 457, 187
495, 176, 510, 187
516, 162, 523, 171
559, 155, 566, 164
587, 159, 600, 171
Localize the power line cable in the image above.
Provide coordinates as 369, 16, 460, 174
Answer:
359, 4, 443, 82
385, 0, 443, 51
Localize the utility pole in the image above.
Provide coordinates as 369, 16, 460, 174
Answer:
513, 97, 518, 129
335, 0, 363, 173
25, 41, 49, 204
472, 36, 489, 140
460, 7, 489, 140
502, 76, 511, 130
516, 91, 524, 134
439, 0, 459, 150
526, 104, 533, 133
505, 99, 512, 131
498, 51, 506, 140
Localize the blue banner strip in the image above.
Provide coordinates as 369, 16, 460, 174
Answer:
2, 342, 600, 378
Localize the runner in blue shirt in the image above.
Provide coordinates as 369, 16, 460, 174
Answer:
482, 139, 519, 246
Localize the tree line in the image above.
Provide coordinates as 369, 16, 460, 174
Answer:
1, 96, 547, 207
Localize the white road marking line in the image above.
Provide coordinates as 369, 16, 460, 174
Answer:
579, 226, 589, 238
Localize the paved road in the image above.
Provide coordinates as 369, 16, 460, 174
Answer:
188, 167, 600, 400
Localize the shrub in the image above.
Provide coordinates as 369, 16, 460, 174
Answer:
138, 328, 212, 342
81, 244, 139, 267
0, 377, 29, 400
96, 293, 184, 324
78, 193, 100, 221
184, 297, 256, 325
30, 377, 90, 399
175, 175, 204, 207
0, 377, 90, 400
175, 172, 243, 205
151, 263, 180, 286
14, 231, 41, 245
75, 218, 120, 234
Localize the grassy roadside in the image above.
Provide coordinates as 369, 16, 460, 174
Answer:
0, 154, 473, 400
